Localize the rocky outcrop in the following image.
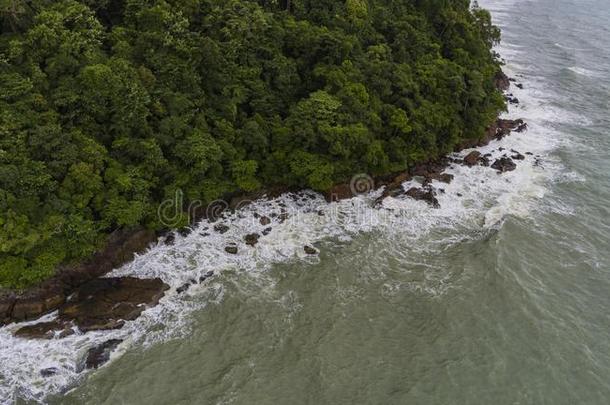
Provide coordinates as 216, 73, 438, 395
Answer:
405, 187, 440, 208
1, 229, 157, 326
491, 157, 517, 172
13, 277, 168, 338
463, 151, 482, 166
494, 70, 511, 91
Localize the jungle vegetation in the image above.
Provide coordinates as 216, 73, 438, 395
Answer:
0, 0, 504, 288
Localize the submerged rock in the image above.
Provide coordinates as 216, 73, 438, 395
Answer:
85, 339, 123, 369
40, 367, 59, 377
259, 216, 271, 226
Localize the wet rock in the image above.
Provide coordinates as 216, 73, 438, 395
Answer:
40, 367, 59, 377
244, 233, 260, 247
58, 277, 168, 333
225, 245, 238, 254
176, 283, 190, 294
214, 224, 230, 234
259, 216, 271, 226
278, 212, 289, 223
317, 210, 325, 216
85, 339, 123, 369
457, 193, 463, 197
463, 151, 482, 167
325, 184, 353, 202
178, 227, 191, 237
10, 285, 65, 322
525, 152, 533, 156
199, 271, 214, 283
262, 227, 273, 236
511, 152, 525, 160
494, 70, 511, 91
164, 234, 175, 246
430, 173, 454, 184
516, 83, 524, 89
515, 122, 528, 132
491, 157, 517, 172
304, 246, 317, 255
405, 187, 440, 208
15, 320, 74, 339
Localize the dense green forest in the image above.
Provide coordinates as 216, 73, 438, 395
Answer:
0, 0, 504, 288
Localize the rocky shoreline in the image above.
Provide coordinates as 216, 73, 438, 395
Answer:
0, 71, 528, 349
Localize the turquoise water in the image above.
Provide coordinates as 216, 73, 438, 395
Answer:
2, 0, 610, 403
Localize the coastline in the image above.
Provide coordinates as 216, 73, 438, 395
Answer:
0, 70, 523, 330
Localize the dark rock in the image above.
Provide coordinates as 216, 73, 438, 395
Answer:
259, 216, 271, 226
278, 212, 289, 223
58, 277, 168, 332
225, 245, 238, 255
405, 187, 440, 208
262, 227, 273, 236
15, 320, 74, 339
491, 157, 517, 172
164, 234, 175, 246
438, 173, 454, 184
85, 339, 123, 369
3, 228, 157, 326
494, 70, 511, 91
511, 152, 525, 160
325, 184, 353, 202
10, 286, 65, 322
317, 210, 325, 216
199, 271, 214, 283
516, 83, 524, 89
304, 246, 317, 255
214, 224, 230, 234
178, 227, 191, 237
457, 193, 463, 197
40, 367, 59, 377
515, 122, 528, 133
244, 233, 260, 246
176, 283, 190, 294
463, 151, 482, 167
525, 152, 533, 156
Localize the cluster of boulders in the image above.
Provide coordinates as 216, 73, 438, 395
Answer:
371, 116, 530, 208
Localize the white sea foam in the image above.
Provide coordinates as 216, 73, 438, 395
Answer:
0, 10, 586, 405
567, 66, 602, 78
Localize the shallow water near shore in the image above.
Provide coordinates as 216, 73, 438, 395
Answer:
2, 0, 610, 403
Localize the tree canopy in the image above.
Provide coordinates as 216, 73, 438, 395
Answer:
0, 0, 504, 288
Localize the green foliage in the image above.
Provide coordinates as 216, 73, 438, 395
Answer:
0, 0, 504, 288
